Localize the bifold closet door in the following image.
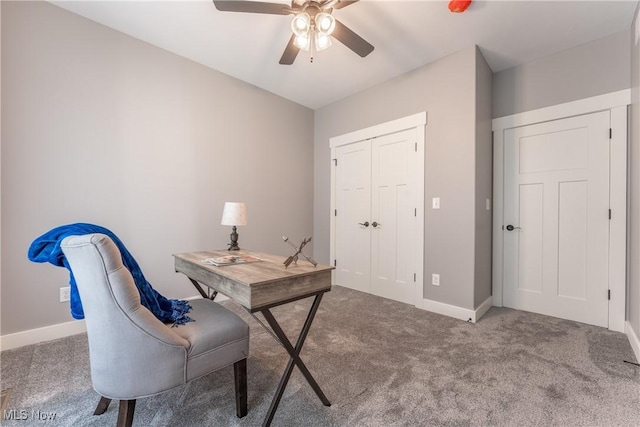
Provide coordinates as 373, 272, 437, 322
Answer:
334, 140, 372, 293
370, 128, 417, 304
334, 128, 418, 305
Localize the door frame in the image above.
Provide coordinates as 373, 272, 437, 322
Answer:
330, 112, 426, 307
492, 90, 629, 332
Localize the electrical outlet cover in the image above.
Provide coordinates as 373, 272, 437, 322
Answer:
432, 274, 440, 286
59, 287, 70, 302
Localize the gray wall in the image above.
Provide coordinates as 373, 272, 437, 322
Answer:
474, 47, 493, 308
1, 1, 314, 335
314, 47, 491, 311
629, 6, 640, 347
493, 30, 630, 118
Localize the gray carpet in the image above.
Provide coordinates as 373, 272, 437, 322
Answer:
1, 285, 639, 426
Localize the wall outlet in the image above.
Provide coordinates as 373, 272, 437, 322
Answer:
432, 197, 440, 209
59, 286, 70, 303
432, 274, 440, 286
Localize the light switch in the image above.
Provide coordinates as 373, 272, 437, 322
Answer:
486, 198, 491, 211
432, 197, 440, 209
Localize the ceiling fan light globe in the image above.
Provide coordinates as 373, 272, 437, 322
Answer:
294, 34, 311, 51
315, 12, 335, 35
315, 32, 332, 51
291, 13, 311, 36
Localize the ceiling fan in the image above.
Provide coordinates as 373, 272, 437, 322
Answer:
212, 0, 374, 64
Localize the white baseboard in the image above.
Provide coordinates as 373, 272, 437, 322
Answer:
422, 296, 492, 323
625, 321, 640, 363
0, 319, 87, 351
0, 294, 220, 351
475, 296, 493, 322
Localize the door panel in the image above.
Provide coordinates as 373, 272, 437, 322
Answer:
557, 180, 587, 300
334, 141, 371, 293
518, 183, 543, 293
503, 111, 610, 327
371, 128, 416, 304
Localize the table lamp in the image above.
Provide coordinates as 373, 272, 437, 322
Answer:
221, 202, 247, 251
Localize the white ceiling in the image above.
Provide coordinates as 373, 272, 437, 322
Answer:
51, 0, 638, 109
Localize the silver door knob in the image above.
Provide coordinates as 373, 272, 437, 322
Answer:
372, 221, 379, 228
358, 221, 370, 227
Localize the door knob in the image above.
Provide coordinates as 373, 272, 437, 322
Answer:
358, 221, 370, 227
372, 221, 379, 228
506, 224, 521, 231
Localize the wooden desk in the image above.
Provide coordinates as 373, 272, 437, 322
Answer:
173, 250, 333, 427
173, 250, 332, 311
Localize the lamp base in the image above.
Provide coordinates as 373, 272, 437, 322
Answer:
228, 226, 240, 251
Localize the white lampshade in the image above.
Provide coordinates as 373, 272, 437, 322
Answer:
315, 12, 335, 35
294, 33, 311, 51
221, 202, 247, 226
291, 12, 311, 37
315, 32, 332, 51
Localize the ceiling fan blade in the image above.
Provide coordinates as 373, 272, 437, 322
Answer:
332, 19, 374, 58
332, 0, 359, 10
279, 34, 300, 65
213, 1, 292, 15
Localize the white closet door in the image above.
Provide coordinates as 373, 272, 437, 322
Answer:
334, 140, 372, 293
370, 128, 417, 304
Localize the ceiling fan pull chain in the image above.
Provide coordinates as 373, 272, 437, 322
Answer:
310, 38, 315, 63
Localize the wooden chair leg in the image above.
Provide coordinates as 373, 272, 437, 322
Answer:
234, 359, 247, 418
94, 396, 112, 415
116, 399, 136, 427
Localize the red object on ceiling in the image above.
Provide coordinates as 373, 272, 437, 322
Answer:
448, 0, 472, 13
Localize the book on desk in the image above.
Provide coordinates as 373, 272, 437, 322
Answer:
203, 254, 262, 267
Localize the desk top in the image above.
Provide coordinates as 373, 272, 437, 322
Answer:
173, 250, 333, 311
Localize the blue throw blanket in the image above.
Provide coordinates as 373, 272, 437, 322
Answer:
28, 223, 193, 326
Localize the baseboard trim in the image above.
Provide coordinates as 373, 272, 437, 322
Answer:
475, 296, 493, 322
422, 296, 493, 323
0, 319, 87, 351
0, 294, 215, 351
625, 321, 640, 363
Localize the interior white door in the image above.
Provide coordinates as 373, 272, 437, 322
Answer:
503, 111, 610, 327
334, 140, 372, 293
370, 128, 417, 304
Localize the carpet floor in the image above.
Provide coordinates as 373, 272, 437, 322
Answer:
1, 285, 639, 426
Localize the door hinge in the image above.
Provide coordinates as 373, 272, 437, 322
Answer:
609, 209, 612, 220
334, 259, 337, 267
608, 289, 611, 300
415, 143, 417, 152
415, 208, 417, 217
333, 158, 337, 166
334, 209, 337, 216
413, 273, 416, 282
609, 128, 612, 139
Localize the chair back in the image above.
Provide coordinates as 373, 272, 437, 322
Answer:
61, 233, 188, 398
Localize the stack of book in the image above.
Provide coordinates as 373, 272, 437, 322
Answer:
203, 255, 262, 267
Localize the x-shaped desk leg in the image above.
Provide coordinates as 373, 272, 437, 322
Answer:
254, 293, 331, 427
187, 278, 217, 300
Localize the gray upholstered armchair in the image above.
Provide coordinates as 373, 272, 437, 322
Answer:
61, 234, 249, 427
